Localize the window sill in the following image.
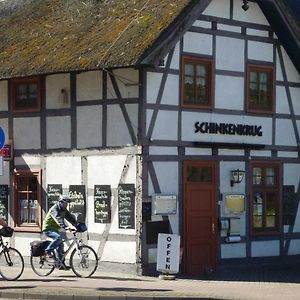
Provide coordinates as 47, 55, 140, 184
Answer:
13, 226, 42, 233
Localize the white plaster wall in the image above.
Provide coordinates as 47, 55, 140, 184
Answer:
233, 0, 269, 25
46, 73, 70, 109
221, 243, 246, 259
152, 111, 178, 141
107, 105, 132, 146
77, 71, 103, 101
125, 103, 139, 137
249, 150, 272, 157
101, 241, 136, 263
149, 146, 177, 155
77, 105, 102, 148
13, 117, 41, 149
251, 241, 280, 257
278, 151, 298, 158
46, 156, 81, 186
218, 149, 244, 156
146, 73, 163, 104
146, 110, 154, 135
247, 28, 269, 37
217, 24, 241, 33
170, 42, 180, 70
215, 75, 244, 110
185, 147, 212, 156
203, 0, 230, 19
161, 74, 179, 105
183, 32, 213, 55
0, 161, 10, 185
281, 47, 300, 83
276, 86, 290, 114
290, 87, 300, 115
193, 20, 211, 29
0, 80, 8, 111
283, 164, 300, 187
46, 116, 71, 149
14, 156, 41, 167
275, 119, 297, 146
216, 37, 245, 72
181, 112, 272, 145
248, 41, 274, 62
287, 240, 300, 255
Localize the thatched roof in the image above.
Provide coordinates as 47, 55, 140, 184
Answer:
0, 0, 193, 79
0, 0, 298, 80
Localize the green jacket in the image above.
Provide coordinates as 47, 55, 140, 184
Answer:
42, 202, 77, 232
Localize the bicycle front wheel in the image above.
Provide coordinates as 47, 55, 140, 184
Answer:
30, 254, 55, 277
70, 245, 98, 278
0, 247, 24, 281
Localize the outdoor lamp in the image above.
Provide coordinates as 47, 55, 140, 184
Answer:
242, 0, 249, 11
230, 169, 245, 187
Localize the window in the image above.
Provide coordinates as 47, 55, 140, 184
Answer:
250, 162, 281, 234
247, 64, 274, 113
11, 77, 41, 112
13, 169, 42, 231
181, 56, 213, 109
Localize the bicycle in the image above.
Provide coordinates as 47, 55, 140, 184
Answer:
30, 224, 98, 278
0, 226, 24, 281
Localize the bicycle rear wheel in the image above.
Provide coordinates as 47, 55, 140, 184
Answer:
70, 245, 98, 278
0, 247, 24, 281
30, 254, 55, 276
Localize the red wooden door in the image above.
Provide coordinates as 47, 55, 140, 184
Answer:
183, 161, 218, 275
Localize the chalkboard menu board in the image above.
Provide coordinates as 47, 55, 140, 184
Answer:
0, 185, 8, 221
94, 185, 111, 223
47, 184, 62, 209
118, 184, 135, 229
283, 185, 296, 225
69, 185, 86, 223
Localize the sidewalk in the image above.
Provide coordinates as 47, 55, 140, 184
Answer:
1, 264, 300, 300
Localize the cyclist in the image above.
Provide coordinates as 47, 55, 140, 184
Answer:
42, 194, 78, 270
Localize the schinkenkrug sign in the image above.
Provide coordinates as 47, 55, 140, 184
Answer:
195, 122, 263, 137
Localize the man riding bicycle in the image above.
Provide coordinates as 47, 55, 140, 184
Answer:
42, 194, 78, 270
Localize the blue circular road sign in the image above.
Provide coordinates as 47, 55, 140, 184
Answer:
0, 127, 5, 150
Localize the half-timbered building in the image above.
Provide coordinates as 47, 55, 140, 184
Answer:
0, 0, 299, 276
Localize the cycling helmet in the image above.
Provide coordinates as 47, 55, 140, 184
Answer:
59, 194, 72, 203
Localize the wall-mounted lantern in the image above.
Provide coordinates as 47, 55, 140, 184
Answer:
242, 0, 249, 11
230, 169, 245, 187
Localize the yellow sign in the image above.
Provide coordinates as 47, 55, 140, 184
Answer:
225, 194, 245, 214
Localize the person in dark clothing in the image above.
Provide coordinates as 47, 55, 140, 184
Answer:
42, 194, 77, 269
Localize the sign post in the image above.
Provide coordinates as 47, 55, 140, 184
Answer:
157, 233, 180, 279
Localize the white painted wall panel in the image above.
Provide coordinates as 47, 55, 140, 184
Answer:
203, 0, 230, 19
181, 112, 272, 145
249, 150, 272, 157
149, 146, 177, 155
152, 111, 178, 141
283, 164, 300, 187
125, 103, 139, 137
215, 75, 244, 110
290, 87, 300, 115
216, 37, 245, 71
278, 151, 298, 158
161, 74, 179, 105
101, 241, 136, 263
251, 241, 279, 257
218, 149, 244, 156
287, 240, 300, 255
276, 50, 284, 81
281, 47, 300, 83
146, 73, 163, 104
221, 243, 246, 259
192, 20, 211, 29
183, 32, 213, 55
276, 86, 290, 114
170, 42, 180, 70
46, 116, 71, 149
275, 119, 297, 146
233, 0, 269, 25
77, 105, 102, 148
14, 117, 40, 149
77, 71, 102, 101
247, 28, 269, 37
185, 147, 212, 156
46, 156, 81, 186
217, 24, 241, 33
107, 105, 132, 146
248, 41, 273, 62
14, 156, 41, 167
0, 81, 8, 111
46, 73, 70, 109
112, 68, 139, 98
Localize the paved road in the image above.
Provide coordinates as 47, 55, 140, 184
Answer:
1, 264, 300, 299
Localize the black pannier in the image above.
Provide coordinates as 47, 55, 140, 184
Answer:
0, 226, 14, 237
30, 240, 51, 257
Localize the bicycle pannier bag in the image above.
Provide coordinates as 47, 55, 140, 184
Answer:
30, 240, 51, 257
0, 226, 14, 237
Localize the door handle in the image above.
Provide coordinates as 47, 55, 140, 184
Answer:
212, 223, 215, 234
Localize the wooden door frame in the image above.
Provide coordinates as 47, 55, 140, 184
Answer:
182, 160, 218, 273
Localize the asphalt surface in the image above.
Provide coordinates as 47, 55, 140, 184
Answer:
1, 263, 300, 300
